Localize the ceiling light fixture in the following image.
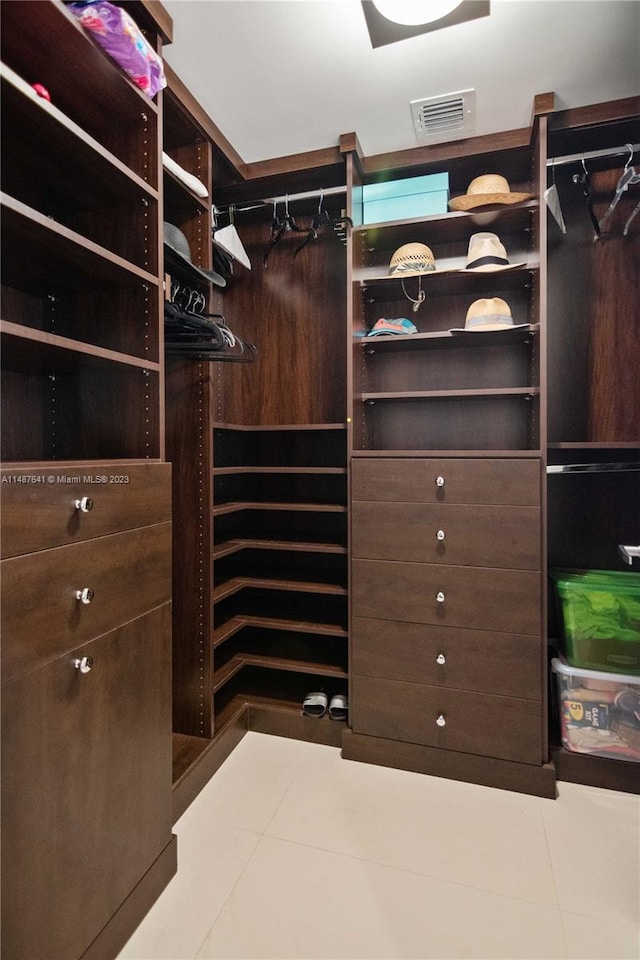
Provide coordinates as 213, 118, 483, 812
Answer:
361, 1, 490, 48
371, 1, 465, 26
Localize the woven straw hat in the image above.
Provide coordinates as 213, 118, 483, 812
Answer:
450, 297, 529, 333
389, 242, 437, 277
461, 232, 525, 272
449, 175, 532, 212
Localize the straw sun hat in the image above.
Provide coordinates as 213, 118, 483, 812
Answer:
449, 174, 532, 212
450, 297, 529, 333
388, 242, 437, 277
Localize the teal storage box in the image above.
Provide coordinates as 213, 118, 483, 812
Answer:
362, 173, 450, 225
363, 191, 449, 224
362, 173, 449, 202
550, 569, 640, 675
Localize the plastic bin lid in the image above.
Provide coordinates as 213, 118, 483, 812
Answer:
551, 657, 640, 684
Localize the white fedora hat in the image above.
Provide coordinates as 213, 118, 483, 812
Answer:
461, 233, 525, 272
450, 297, 529, 333
449, 174, 532, 212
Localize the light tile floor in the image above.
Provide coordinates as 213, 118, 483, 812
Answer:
118, 733, 640, 960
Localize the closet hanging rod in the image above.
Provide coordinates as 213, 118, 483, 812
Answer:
214, 184, 347, 213
547, 144, 640, 168
547, 462, 640, 474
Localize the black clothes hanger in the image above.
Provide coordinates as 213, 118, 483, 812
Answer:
572, 158, 601, 238
164, 279, 257, 362
292, 191, 354, 261
262, 196, 309, 266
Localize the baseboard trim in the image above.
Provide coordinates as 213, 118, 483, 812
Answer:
551, 745, 640, 794
172, 715, 248, 823
342, 730, 557, 798
248, 703, 345, 746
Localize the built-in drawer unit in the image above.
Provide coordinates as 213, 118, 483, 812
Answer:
352, 500, 540, 569
1, 521, 172, 681
352, 617, 542, 700
351, 458, 541, 506
0, 463, 171, 558
352, 559, 540, 636
352, 675, 543, 764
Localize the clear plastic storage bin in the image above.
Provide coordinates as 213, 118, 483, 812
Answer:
552, 657, 640, 762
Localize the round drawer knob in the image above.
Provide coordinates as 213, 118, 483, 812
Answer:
73, 656, 93, 674
436, 714, 446, 727
435, 476, 445, 487
436, 591, 445, 603
74, 496, 94, 513
76, 587, 95, 605
436, 529, 446, 541
436, 653, 446, 665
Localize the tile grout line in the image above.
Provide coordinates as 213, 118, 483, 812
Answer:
193, 742, 316, 959
540, 802, 570, 960
257, 830, 567, 917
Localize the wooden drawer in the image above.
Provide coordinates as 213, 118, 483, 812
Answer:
1, 603, 172, 960
0, 463, 171, 559
352, 500, 540, 569
351, 458, 540, 505
352, 559, 540, 636
1, 522, 171, 682
352, 675, 543, 764
352, 617, 541, 699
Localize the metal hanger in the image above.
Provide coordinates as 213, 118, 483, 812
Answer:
599, 144, 640, 229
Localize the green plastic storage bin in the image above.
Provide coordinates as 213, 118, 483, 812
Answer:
551, 569, 640, 675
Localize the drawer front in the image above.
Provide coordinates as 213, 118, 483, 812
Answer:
0, 463, 171, 559
1, 522, 171, 681
352, 675, 543, 764
352, 500, 540, 569
351, 458, 540, 506
352, 617, 541, 699
1, 603, 172, 960
352, 559, 540, 636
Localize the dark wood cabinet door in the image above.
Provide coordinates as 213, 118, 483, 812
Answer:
352, 500, 541, 569
352, 559, 541, 636
1, 603, 173, 960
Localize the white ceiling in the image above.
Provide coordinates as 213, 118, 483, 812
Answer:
162, 0, 640, 164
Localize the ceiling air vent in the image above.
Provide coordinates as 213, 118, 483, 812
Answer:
410, 89, 475, 144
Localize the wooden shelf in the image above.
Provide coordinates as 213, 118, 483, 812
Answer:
213, 422, 347, 432
213, 466, 346, 475
213, 615, 348, 649
359, 326, 538, 351
360, 387, 540, 401
2, 65, 158, 206
1, 320, 159, 373
357, 266, 538, 299
163, 167, 209, 216
1, 194, 158, 293
212, 501, 348, 516
213, 577, 347, 603
213, 538, 347, 559
353, 201, 538, 243
213, 654, 348, 693
351, 448, 542, 458
548, 442, 640, 449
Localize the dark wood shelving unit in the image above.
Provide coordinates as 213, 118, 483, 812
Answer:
1, 3, 174, 958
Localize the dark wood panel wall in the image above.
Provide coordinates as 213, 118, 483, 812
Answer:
213, 214, 348, 426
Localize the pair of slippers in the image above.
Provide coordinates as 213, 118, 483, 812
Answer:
302, 692, 348, 721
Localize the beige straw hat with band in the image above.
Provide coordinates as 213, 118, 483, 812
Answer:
461, 232, 525, 272
450, 297, 529, 333
389, 242, 437, 277
449, 174, 532, 211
